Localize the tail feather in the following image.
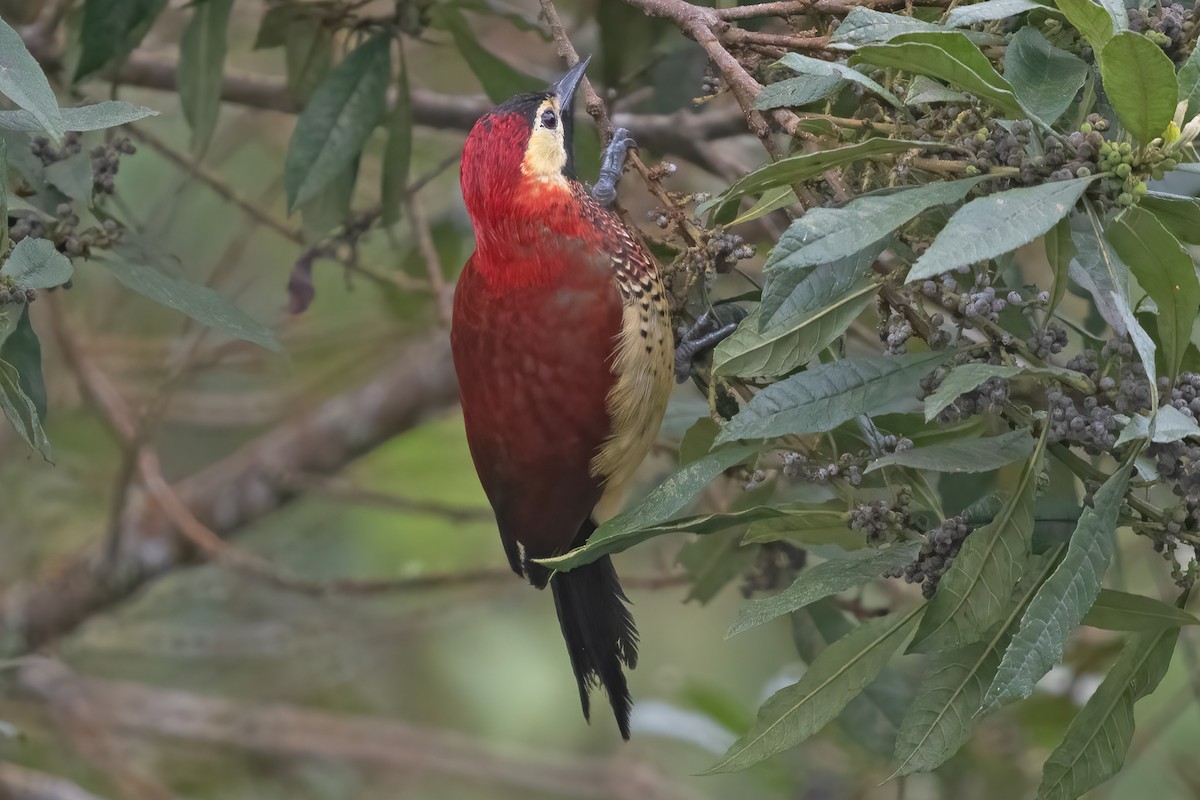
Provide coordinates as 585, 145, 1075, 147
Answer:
549, 525, 639, 739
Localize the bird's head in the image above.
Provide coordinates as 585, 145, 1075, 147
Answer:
460, 58, 590, 233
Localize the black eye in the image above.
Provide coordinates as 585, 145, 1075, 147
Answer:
540, 109, 558, 129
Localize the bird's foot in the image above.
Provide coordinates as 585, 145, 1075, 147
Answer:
674, 306, 747, 383
591, 128, 637, 207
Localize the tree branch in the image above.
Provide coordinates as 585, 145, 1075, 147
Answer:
0, 763, 109, 800
18, 659, 699, 800
0, 327, 461, 656
18, 32, 745, 168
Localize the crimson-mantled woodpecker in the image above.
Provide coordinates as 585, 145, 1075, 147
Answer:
452, 60, 674, 738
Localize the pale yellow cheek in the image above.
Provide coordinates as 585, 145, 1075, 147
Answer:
521, 130, 569, 188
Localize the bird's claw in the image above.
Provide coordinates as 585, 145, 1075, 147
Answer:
591, 128, 637, 208
674, 306, 746, 383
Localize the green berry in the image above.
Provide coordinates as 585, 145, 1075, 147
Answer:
1117, 192, 1134, 206
1161, 158, 1178, 171
1080, 122, 1093, 133
1119, 142, 1133, 155
1115, 162, 1132, 178
1132, 181, 1148, 196
1076, 166, 1092, 177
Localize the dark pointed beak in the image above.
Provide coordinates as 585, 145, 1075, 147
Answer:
550, 56, 591, 111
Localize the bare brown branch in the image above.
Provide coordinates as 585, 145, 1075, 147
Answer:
0, 763, 110, 800
18, 660, 699, 800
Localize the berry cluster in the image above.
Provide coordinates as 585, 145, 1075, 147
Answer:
704, 227, 755, 274
919, 362, 1011, 423
10, 203, 122, 260
0, 275, 36, 306
1045, 338, 1155, 453
1046, 387, 1119, 452
1027, 322, 1068, 358
957, 119, 1037, 187
1096, 140, 1156, 207
90, 138, 137, 196
1129, 3, 1194, 63
30, 132, 82, 166
849, 487, 915, 545
700, 64, 722, 96
1148, 373, 1200, 503
882, 310, 913, 354
782, 450, 865, 486
897, 514, 972, 598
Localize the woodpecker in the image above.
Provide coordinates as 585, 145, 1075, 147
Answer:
452, 59, 673, 739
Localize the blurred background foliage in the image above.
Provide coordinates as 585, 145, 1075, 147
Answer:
0, 1, 1197, 799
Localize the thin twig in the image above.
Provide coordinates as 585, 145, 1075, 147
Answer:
407, 195, 452, 325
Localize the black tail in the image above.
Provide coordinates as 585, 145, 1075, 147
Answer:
550, 526, 639, 739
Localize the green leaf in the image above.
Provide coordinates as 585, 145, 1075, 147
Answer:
981, 459, 1134, 711
703, 139, 935, 223
96, 253, 281, 353
727, 543, 921, 638
253, 5, 301, 49
1083, 588, 1200, 630
298, 156, 359, 241
0, 307, 45, 423
1054, 0, 1119, 51
716, 351, 952, 444
774, 53, 901, 107
712, 245, 883, 379
904, 75, 969, 105
1178, 46, 1200, 118
909, 430, 1047, 653
1141, 192, 1200, 246
0, 360, 50, 460
678, 534, 760, 604
1045, 216, 1075, 314
854, 32, 1021, 116
178, 0, 232, 156
283, 15, 333, 103
1107, 207, 1200, 382
1115, 405, 1200, 446
0, 101, 157, 133
1, 238, 73, 289
1036, 623, 1180, 800
754, 75, 845, 110
284, 33, 391, 212
922, 363, 1077, 421
0, 17, 63, 140
1098, 32, 1178, 144
706, 607, 921, 773
743, 506, 863, 550
1005, 26, 1089, 125
891, 549, 1060, 777
0, 138, 7, 256
866, 428, 1035, 474
381, 64, 413, 228
758, 241, 884, 326
44, 156, 92, 202
730, 186, 798, 226
1068, 224, 1133, 337
537, 444, 761, 571
440, 8, 542, 103
792, 601, 913, 757
907, 178, 1093, 282
75, 0, 168, 81
771, 177, 987, 270
947, 0, 1048, 26
830, 8, 1003, 49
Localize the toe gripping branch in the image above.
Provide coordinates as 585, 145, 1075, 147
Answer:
674, 305, 747, 384
591, 128, 637, 208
